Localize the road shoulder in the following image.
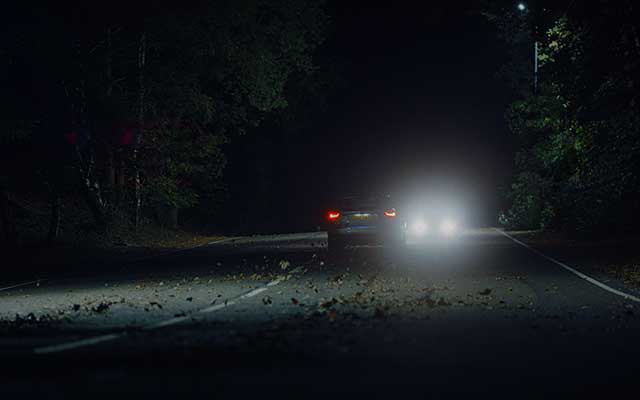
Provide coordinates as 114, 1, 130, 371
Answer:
506, 230, 640, 299
1, 232, 225, 286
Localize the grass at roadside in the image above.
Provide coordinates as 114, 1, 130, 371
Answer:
2, 193, 225, 282
112, 223, 223, 250
1, 228, 225, 283
606, 264, 640, 287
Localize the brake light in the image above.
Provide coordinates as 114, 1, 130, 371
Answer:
384, 209, 397, 218
328, 211, 341, 221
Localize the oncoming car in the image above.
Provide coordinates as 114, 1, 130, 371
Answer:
324, 195, 405, 252
404, 199, 463, 242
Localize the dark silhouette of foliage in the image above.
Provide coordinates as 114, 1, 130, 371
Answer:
486, 0, 640, 235
0, 1, 329, 244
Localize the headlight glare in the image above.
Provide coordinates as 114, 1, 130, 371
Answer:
440, 219, 457, 236
412, 220, 427, 236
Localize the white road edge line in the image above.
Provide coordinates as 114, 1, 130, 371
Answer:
0, 280, 44, 292
33, 275, 288, 354
495, 228, 640, 303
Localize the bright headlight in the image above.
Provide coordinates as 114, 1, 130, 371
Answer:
411, 220, 427, 236
440, 219, 457, 236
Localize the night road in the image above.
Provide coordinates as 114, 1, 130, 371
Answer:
5, 1, 640, 398
2, 229, 640, 397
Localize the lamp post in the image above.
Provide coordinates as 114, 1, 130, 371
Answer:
518, 3, 539, 94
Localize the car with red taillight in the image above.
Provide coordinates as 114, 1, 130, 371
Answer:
325, 195, 405, 252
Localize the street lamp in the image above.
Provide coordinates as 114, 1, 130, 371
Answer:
517, 2, 538, 94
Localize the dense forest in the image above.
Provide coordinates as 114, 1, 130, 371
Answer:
0, 1, 330, 246
3, 0, 639, 247
486, 0, 640, 235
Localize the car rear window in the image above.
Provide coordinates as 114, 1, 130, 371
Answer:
338, 196, 392, 211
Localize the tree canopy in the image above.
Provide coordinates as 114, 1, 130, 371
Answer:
485, 0, 640, 235
1, 0, 329, 241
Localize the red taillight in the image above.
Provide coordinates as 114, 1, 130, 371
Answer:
328, 211, 341, 221
384, 209, 397, 218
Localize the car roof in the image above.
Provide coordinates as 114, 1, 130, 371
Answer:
335, 194, 394, 210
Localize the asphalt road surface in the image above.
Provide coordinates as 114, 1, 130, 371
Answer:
2, 229, 640, 398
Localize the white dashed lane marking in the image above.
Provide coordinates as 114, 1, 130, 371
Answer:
33, 264, 307, 354
0, 280, 44, 292
34, 333, 122, 355
34, 278, 280, 354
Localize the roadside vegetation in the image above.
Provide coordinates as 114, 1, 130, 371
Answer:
0, 1, 330, 248
485, 1, 640, 236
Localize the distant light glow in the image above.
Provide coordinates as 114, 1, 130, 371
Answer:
517, 3, 526, 11
411, 220, 427, 236
384, 209, 397, 218
440, 219, 457, 236
328, 211, 340, 221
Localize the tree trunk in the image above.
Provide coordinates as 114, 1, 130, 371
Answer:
106, 27, 113, 98
134, 31, 146, 230
82, 145, 106, 229
81, 179, 107, 230
0, 188, 16, 246
168, 206, 178, 229
117, 153, 125, 202
107, 149, 115, 203
156, 205, 179, 229
47, 193, 62, 245
104, 26, 116, 207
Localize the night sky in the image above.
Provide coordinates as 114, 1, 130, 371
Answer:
284, 1, 514, 227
